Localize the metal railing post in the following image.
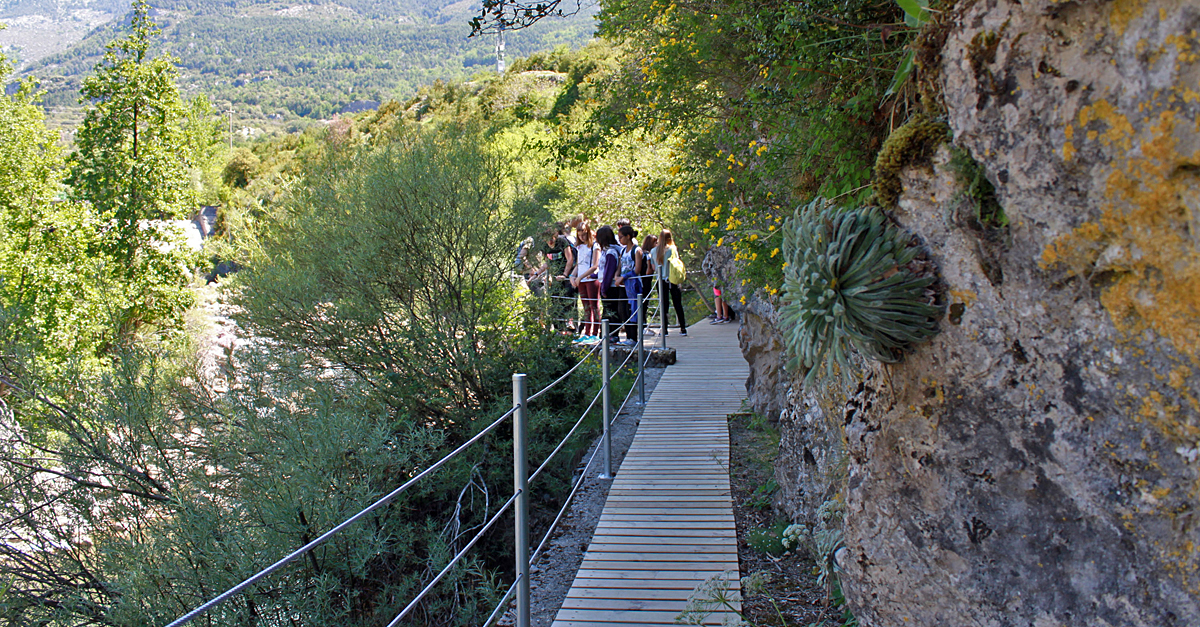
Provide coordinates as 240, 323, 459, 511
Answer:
636, 295, 645, 407
659, 278, 668, 349
512, 374, 530, 627
600, 320, 613, 479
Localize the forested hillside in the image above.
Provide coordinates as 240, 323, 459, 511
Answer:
15, 0, 593, 122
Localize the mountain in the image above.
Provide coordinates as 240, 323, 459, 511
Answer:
3, 0, 596, 122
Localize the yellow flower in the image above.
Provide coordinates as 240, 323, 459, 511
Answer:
748, 233, 758, 241
690, 215, 699, 222
749, 140, 757, 148
771, 248, 779, 257
782, 262, 789, 268
717, 237, 724, 246
751, 253, 758, 260
728, 177, 735, 183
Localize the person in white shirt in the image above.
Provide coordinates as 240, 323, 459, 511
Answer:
571, 222, 601, 342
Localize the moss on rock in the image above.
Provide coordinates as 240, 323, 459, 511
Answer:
873, 113, 950, 208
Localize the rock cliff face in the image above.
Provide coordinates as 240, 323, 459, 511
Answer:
725, 0, 1200, 625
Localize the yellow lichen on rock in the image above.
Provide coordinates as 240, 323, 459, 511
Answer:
1109, 0, 1150, 38
1044, 106, 1200, 366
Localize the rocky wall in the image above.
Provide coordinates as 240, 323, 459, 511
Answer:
836, 0, 1200, 625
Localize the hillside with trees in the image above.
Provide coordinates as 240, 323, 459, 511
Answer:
16, 0, 594, 124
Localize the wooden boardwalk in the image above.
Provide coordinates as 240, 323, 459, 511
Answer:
553, 321, 748, 627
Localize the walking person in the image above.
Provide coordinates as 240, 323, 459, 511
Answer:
596, 226, 623, 344
572, 222, 601, 343
654, 229, 688, 337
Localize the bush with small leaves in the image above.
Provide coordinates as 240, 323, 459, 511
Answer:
780, 199, 941, 386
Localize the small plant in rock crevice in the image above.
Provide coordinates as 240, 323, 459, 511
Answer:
781, 499, 858, 627
779, 198, 942, 386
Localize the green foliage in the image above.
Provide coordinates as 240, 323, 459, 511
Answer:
58, 0, 198, 336
948, 146, 1007, 229
231, 123, 530, 420
872, 112, 949, 208
181, 93, 226, 205
780, 199, 941, 386
223, 146, 260, 188
0, 43, 190, 376
531, 0, 919, 303
746, 476, 779, 511
67, 0, 192, 252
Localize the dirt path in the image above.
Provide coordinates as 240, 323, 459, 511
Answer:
728, 412, 842, 626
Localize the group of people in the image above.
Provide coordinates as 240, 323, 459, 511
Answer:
517, 217, 690, 346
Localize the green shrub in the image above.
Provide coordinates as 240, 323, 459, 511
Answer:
780, 199, 941, 386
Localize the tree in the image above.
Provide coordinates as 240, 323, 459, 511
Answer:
63, 0, 196, 333
233, 123, 533, 421
0, 46, 121, 375
66, 0, 192, 264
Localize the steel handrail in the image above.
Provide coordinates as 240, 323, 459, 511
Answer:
167, 276, 671, 627
528, 347, 653, 567
164, 405, 518, 627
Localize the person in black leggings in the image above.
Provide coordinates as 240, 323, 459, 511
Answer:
596, 225, 624, 343
655, 229, 688, 337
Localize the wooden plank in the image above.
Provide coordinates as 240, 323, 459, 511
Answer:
590, 527, 736, 537
566, 586, 740, 600
568, 577, 741, 590
586, 544, 738, 554
583, 552, 739, 562
554, 609, 734, 623
574, 569, 737, 581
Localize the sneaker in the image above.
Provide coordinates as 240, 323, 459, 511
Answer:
709, 317, 722, 324
680, 329, 688, 336
622, 339, 638, 347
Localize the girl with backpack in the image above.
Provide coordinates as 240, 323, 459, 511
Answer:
596, 226, 623, 344
616, 225, 643, 346
654, 229, 688, 337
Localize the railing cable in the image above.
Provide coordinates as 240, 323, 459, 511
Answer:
164, 405, 518, 627
386, 491, 521, 627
